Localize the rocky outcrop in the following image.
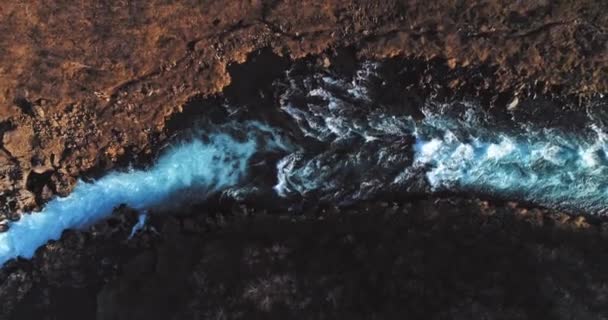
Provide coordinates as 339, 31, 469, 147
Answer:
1, 0, 608, 216
3, 2, 608, 318
2, 198, 608, 319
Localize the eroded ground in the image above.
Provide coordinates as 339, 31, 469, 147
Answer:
2, 0, 608, 215
2, 1, 608, 319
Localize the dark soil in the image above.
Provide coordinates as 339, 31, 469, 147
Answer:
2, 198, 608, 319
2, 2, 608, 319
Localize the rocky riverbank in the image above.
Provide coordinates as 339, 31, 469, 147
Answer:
2, 0, 608, 216
2, 1, 608, 319
2, 197, 608, 319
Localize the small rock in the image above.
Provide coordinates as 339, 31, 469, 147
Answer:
447, 58, 457, 69
32, 105, 45, 118
8, 212, 20, 222
41, 184, 53, 200
572, 216, 590, 229
322, 57, 331, 68
16, 190, 37, 210
507, 96, 519, 110
2, 126, 33, 158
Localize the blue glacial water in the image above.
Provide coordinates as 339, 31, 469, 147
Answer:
274, 62, 608, 212
0, 121, 291, 265
2, 61, 608, 266
414, 118, 608, 214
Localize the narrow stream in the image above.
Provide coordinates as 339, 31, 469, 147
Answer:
2, 62, 608, 265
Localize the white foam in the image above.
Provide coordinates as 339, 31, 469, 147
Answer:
415, 138, 443, 163
0, 122, 286, 265
486, 138, 515, 160
275, 61, 608, 214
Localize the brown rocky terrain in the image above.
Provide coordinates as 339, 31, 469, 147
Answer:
2, 0, 608, 216
2, 1, 608, 319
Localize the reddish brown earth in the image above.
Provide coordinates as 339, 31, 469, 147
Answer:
2, 0, 608, 216
2, 1, 608, 319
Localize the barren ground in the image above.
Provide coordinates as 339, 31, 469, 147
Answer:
2, 1, 608, 319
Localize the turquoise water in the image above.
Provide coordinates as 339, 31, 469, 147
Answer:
2, 62, 607, 266
0, 121, 289, 265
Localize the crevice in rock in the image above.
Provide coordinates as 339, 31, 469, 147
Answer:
25, 170, 55, 206
12, 97, 35, 117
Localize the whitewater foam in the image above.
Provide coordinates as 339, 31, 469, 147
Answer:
0, 121, 289, 265
3, 61, 608, 266
274, 62, 608, 214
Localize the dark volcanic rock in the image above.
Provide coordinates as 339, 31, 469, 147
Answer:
2, 199, 608, 319
2, 2, 608, 319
